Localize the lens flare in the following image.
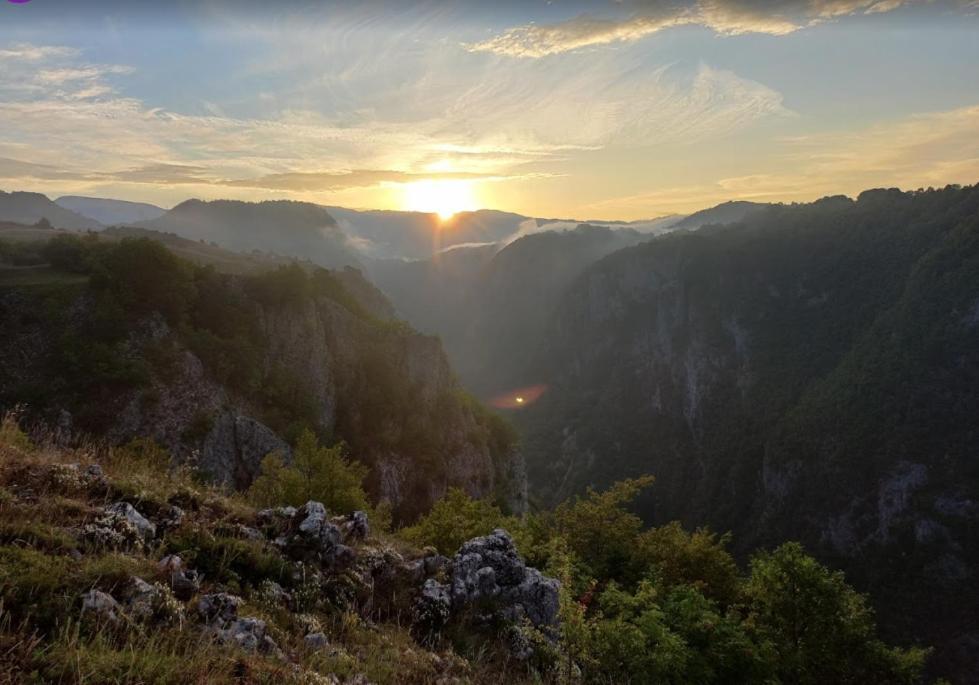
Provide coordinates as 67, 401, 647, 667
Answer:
489, 384, 548, 409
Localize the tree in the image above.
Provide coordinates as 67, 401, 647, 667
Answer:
548, 476, 654, 581
401, 487, 509, 555
247, 430, 369, 515
744, 542, 927, 685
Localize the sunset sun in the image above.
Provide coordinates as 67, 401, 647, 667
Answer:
402, 179, 478, 220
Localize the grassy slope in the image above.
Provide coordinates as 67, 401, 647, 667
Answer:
0, 419, 526, 685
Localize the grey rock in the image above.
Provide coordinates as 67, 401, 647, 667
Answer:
78, 502, 156, 551
281, 501, 353, 569
171, 569, 202, 601
123, 576, 184, 624
449, 529, 559, 628
198, 592, 243, 624
413, 578, 451, 634
81, 589, 122, 624
200, 413, 290, 489
304, 631, 330, 650
336, 510, 369, 542
104, 502, 157, 542
211, 616, 281, 656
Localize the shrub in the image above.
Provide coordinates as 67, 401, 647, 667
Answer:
400, 488, 510, 555
247, 430, 369, 515
744, 542, 927, 685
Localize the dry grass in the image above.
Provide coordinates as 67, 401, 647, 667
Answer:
0, 412, 542, 685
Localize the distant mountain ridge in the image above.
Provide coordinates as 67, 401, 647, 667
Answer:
0, 190, 102, 230
56, 195, 165, 225
139, 198, 361, 269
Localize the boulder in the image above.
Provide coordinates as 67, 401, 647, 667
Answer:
449, 529, 559, 629
304, 631, 330, 650
197, 592, 243, 625
200, 413, 290, 489
280, 501, 355, 569
197, 592, 281, 656
122, 576, 183, 624
104, 502, 157, 542
78, 502, 156, 551
413, 578, 451, 635
80, 589, 122, 624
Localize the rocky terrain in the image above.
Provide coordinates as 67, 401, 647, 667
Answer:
0, 420, 557, 684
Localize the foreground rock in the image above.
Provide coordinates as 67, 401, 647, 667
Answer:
78, 502, 157, 551
198, 592, 282, 656
410, 528, 560, 649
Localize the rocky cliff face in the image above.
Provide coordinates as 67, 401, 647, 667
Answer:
0, 265, 526, 520
517, 185, 979, 677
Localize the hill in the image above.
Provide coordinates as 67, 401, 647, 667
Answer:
0, 416, 926, 684
139, 199, 360, 269
0, 190, 102, 230
56, 195, 166, 225
516, 184, 979, 680
0, 233, 523, 520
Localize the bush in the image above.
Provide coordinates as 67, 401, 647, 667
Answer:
401, 488, 510, 555
744, 542, 927, 684
247, 430, 369, 515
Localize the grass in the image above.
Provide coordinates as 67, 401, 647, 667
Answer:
0, 413, 541, 685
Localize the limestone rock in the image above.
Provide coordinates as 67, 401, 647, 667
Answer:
449, 529, 559, 629
200, 413, 290, 489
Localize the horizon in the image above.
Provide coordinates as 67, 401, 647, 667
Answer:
1, 1, 978, 220
3, 180, 970, 228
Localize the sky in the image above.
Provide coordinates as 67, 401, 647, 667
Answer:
0, 0, 978, 220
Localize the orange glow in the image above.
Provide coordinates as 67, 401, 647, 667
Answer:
489, 384, 548, 409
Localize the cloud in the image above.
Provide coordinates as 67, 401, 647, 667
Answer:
467, 0, 948, 57
0, 39, 788, 205
576, 102, 979, 216
0, 43, 78, 62
464, 14, 682, 58
218, 169, 491, 192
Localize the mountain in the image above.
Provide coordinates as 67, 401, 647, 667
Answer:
671, 200, 770, 230
0, 190, 102, 230
326, 206, 532, 259
0, 232, 524, 520
56, 195, 166, 225
368, 224, 652, 397
139, 199, 360, 269
513, 185, 979, 680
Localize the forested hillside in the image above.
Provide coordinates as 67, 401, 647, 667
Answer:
0, 234, 522, 520
515, 185, 979, 679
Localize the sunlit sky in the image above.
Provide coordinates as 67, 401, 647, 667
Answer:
1, 0, 978, 220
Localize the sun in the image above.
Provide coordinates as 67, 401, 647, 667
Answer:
402, 179, 478, 220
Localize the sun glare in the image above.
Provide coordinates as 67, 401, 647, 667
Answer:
402, 179, 478, 220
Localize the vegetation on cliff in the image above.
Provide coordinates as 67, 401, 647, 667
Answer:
0, 416, 928, 684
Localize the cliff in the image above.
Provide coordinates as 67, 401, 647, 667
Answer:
0, 236, 525, 520
517, 185, 979, 679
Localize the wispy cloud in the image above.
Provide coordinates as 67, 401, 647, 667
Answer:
578, 103, 979, 216
466, 0, 952, 58
0, 39, 789, 204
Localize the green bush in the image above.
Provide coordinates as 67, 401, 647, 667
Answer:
401, 487, 511, 555
744, 542, 928, 685
247, 429, 369, 515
